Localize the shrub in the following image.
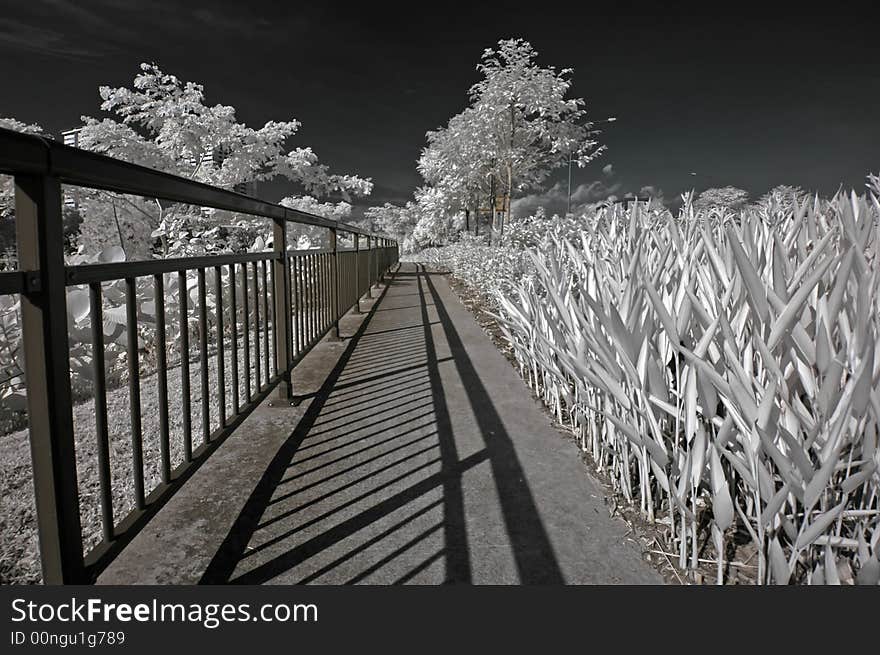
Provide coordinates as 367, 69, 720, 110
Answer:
419, 188, 880, 584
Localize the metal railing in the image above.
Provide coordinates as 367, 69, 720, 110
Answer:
0, 127, 398, 583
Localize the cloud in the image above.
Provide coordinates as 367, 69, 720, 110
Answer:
510, 181, 622, 218
0, 1, 292, 61
639, 185, 666, 201
189, 8, 278, 40
351, 182, 410, 206
0, 1, 142, 59
0, 17, 111, 59
602, 163, 614, 177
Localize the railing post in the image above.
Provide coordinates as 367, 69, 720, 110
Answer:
272, 216, 292, 401
15, 174, 86, 584
330, 227, 340, 339
379, 238, 385, 284
369, 235, 375, 297
365, 235, 371, 298
354, 234, 361, 313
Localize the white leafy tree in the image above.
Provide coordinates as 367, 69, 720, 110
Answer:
418, 107, 492, 235
466, 38, 605, 234
755, 184, 809, 215
76, 63, 372, 258
693, 186, 750, 211
280, 195, 352, 249
0, 118, 46, 220
414, 39, 605, 244
0, 120, 59, 411
411, 186, 468, 248
364, 202, 419, 246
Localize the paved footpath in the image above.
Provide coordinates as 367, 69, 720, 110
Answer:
100, 262, 662, 584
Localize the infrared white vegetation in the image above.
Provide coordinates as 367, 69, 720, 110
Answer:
418, 184, 880, 585
375, 38, 607, 251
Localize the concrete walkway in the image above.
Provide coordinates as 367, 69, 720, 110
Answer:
100, 263, 662, 585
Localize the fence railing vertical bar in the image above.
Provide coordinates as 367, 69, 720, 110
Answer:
329, 251, 335, 327
272, 216, 291, 400
319, 252, 326, 332
363, 237, 369, 297
305, 254, 310, 343
154, 273, 171, 484
178, 269, 192, 463
325, 252, 331, 329
260, 259, 270, 385
354, 235, 360, 313
251, 261, 261, 393
312, 253, 318, 341
349, 249, 354, 312
331, 229, 339, 338
270, 258, 279, 378
124, 276, 146, 510
315, 253, 321, 334
229, 264, 239, 415
320, 253, 325, 333
214, 265, 226, 428
379, 239, 384, 284
88, 281, 114, 542
317, 253, 322, 335
365, 236, 371, 295
347, 250, 352, 315
340, 250, 345, 316
197, 268, 210, 444
321, 252, 326, 331
300, 256, 306, 347
240, 263, 251, 403
348, 250, 354, 310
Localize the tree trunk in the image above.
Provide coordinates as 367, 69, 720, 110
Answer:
488, 173, 497, 245
502, 100, 516, 239
503, 161, 513, 237
110, 201, 127, 256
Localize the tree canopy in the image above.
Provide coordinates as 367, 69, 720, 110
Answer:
71, 63, 372, 257
693, 186, 750, 211
410, 38, 605, 245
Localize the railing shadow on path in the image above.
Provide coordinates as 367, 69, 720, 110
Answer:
199, 264, 563, 584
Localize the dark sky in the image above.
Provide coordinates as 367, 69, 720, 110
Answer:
1, 2, 878, 208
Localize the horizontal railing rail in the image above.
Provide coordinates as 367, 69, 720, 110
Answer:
0, 126, 399, 583
0, 128, 381, 235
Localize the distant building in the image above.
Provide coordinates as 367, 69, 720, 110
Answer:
605, 196, 651, 209
61, 127, 82, 148
61, 128, 84, 209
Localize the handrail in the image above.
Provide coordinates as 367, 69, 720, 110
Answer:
0, 127, 399, 584
0, 127, 385, 238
